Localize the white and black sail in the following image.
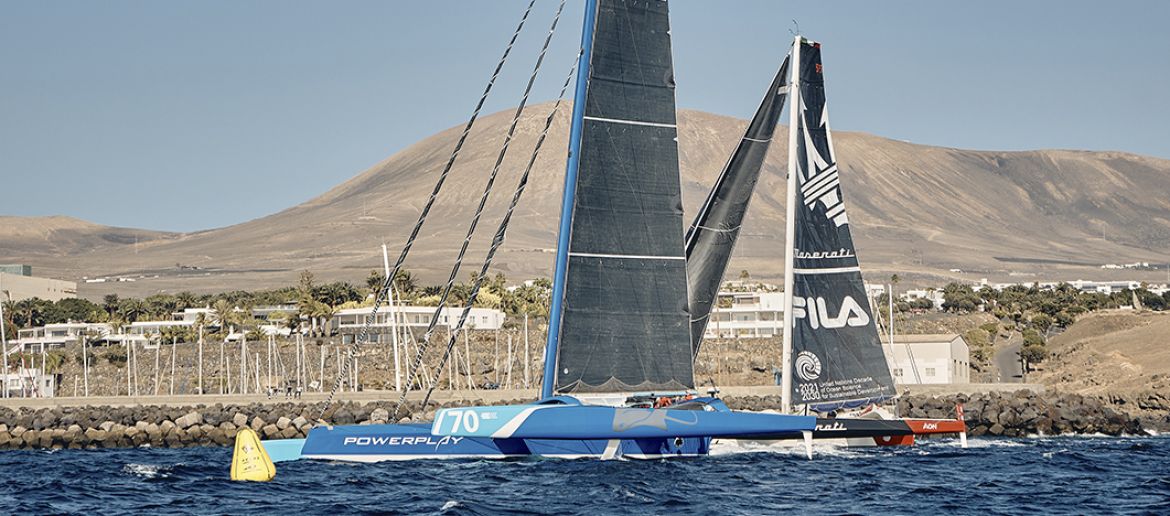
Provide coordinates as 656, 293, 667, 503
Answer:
785, 39, 895, 408
685, 56, 790, 356
551, 0, 694, 393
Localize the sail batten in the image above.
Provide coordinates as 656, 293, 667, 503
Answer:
785, 39, 896, 408
685, 56, 791, 356
553, 0, 694, 394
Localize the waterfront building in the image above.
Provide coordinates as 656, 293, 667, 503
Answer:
12, 322, 111, 353
882, 333, 971, 385
334, 305, 506, 345
0, 368, 56, 398
704, 291, 784, 339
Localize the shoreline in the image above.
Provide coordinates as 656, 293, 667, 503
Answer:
0, 389, 1166, 451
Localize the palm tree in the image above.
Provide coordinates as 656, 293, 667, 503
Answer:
211, 299, 235, 336
318, 303, 338, 337
394, 270, 418, 296
175, 291, 199, 311
366, 270, 386, 292
107, 311, 127, 336
102, 294, 120, 318
43, 351, 65, 375
118, 298, 147, 324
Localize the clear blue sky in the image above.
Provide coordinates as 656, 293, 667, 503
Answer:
2, 1, 1168, 232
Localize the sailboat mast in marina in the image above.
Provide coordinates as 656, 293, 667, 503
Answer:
779, 36, 897, 414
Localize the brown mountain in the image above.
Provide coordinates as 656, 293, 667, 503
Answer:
0, 216, 176, 262
4, 104, 1170, 299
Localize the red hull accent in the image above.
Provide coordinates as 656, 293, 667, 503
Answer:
904, 418, 967, 435
873, 417, 966, 447
873, 434, 915, 446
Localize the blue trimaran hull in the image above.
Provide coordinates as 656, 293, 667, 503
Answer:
265, 397, 813, 462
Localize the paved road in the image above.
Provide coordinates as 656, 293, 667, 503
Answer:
994, 340, 1024, 383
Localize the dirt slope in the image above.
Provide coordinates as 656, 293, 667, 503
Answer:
1037, 310, 1170, 395
3, 104, 1170, 298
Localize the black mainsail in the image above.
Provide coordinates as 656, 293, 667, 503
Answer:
782, 38, 896, 410
551, 0, 694, 393
685, 56, 790, 357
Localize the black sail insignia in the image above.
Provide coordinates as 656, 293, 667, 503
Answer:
789, 40, 895, 407
554, 0, 694, 393
685, 56, 790, 356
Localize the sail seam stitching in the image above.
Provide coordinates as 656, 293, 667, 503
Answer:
793, 266, 862, 274
569, 252, 685, 260
582, 115, 676, 128
694, 224, 739, 233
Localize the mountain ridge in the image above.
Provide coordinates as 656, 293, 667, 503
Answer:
3, 104, 1169, 298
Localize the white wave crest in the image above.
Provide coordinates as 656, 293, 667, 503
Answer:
123, 463, 172, 479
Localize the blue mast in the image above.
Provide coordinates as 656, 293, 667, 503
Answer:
541, 0, 597, 400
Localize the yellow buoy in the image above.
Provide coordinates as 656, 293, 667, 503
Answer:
230, 428, 276, 482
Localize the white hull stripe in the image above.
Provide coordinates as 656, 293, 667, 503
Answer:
490, 406, 545, 439
793, 266, 862, 275
583, 115, 677, 129
300, 452, 704, 462
303, 453, 518, 462
570, 252, 685, 260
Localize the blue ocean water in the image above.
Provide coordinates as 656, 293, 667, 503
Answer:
0, 436, 1166, 515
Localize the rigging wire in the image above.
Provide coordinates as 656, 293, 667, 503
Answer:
316, 0, 538, 421
408, 48, 578, 420
392, 0, 571, 419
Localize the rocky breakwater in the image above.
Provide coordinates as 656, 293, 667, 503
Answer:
0, 400, 434, 451
897, 390, 1163, 437
724, 391, 1165, 437
2, 392, 1166, 451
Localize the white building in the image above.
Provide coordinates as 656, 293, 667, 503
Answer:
0, 270, 77, 302
882, 333, 970, 385
705, 291, 784, 339
126, 320, 196, 338
976, 278, 1146, 295
1, 368, 56, 398
334, 305, 506, 345
900, 289, 946, 310
13, 322, 111, 352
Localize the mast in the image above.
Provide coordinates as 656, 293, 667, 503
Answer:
383, 243, 402, 392
780, 36, 802, 414
542, 0, 598, 400
782, 38, 896, 411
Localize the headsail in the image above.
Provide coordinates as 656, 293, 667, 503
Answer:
551, 0, 694, 393
783, 39, 896, 409
685, 55, 790, 356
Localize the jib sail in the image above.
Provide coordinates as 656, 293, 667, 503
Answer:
685, 55, 790, 357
